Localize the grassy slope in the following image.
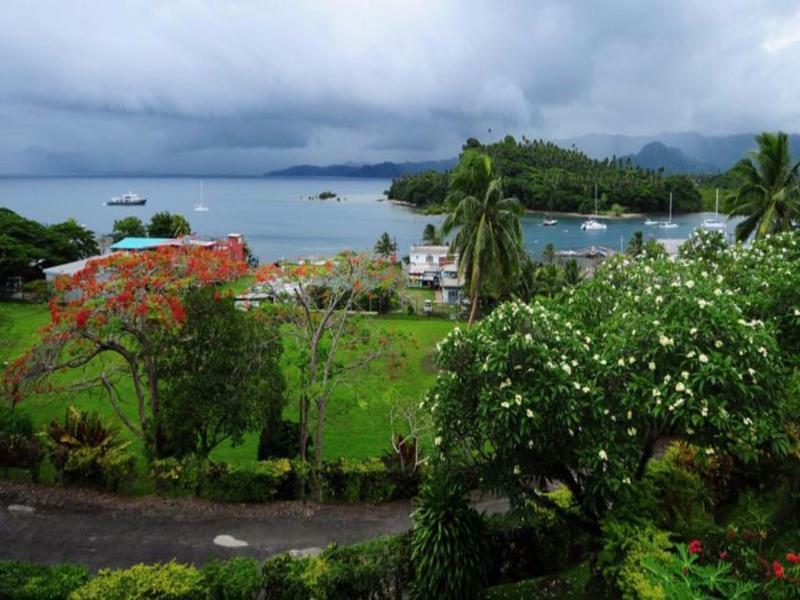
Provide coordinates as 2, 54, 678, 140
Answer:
0, 302, 455, 470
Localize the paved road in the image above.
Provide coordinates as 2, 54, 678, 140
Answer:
0, 481, 509, 570
0, 481, 412, 570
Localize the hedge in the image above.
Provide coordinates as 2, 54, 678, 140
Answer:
151, 456, 414, 504
0, 561, 88, 600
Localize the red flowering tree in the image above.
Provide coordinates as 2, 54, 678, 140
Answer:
255, 253, 404, 496
3, 246, 246, 456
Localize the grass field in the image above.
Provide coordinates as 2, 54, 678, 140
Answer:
0, 301, 456, 478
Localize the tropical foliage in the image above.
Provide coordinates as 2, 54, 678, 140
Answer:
442, 151, 524, 325
389, 136, 702, 213
111, 216, 146, 242
373, 232, 397, 258
725, 131, 800, 242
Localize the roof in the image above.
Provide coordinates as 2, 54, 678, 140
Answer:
409, 245, 451, 254
109, 237, 178, 250
43, 254, 113, 278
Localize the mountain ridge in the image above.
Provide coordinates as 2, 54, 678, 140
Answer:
264, 159, 457, 178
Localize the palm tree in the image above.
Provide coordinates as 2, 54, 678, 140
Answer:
725, 132, 800, 242
442, 152, 524, 326
421, 223, 443, 245
374, 232, 397, 258
171, 215, 192, 238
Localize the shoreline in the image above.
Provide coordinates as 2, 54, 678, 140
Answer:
525, 209, 645, 220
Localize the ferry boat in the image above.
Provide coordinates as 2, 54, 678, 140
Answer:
106, 191, 146, 206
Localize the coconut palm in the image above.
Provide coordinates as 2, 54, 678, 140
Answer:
442, 152, 524, 326
422, 223, 443, 245
374, 232, 397, 258
725, 132, 800, 242
171, 215, 192, 238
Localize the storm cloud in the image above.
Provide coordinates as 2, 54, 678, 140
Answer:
1, 0, 800, 174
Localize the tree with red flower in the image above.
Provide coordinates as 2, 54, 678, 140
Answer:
2, 246, 246, 457
688, 540, 703, 556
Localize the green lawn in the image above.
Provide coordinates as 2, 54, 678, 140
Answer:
0, 301, 456, 477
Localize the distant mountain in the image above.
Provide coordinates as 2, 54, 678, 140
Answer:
563, 131, 800, 171
625, 141, 718, 174
265, 158, 457, 178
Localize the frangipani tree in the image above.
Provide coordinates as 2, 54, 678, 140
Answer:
256, 253, 405, 495
3, 246, 247, 456
427, 248, 792, 530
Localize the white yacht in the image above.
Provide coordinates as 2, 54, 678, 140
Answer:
193, 180, 210, 212
659, 192, 679, 229
543, 217, 558, 226
581, 185, 607, 231
701, 188, 725, 231
106, 191, 146, 206
644, 217, 659, 226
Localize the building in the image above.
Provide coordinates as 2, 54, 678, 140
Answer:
110, 234, 245, 262
407, 244, 464, 305
407, 245, 456, 288
43, 255, 119, 283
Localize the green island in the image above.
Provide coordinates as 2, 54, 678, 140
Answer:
1, 132, 800, 599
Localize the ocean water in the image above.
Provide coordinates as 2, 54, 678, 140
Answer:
0, 176, 736, 261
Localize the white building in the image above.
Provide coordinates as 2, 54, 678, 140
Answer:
408, 244, 464, 304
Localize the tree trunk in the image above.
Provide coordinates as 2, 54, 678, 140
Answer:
313, 396, 326, 501
468, 291, 480, 327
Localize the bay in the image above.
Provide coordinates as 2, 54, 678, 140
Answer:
0, 176, 736, 262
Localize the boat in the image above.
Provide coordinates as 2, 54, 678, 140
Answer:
106, 191, 146, 206
543, 217, 558, 226
658, 192, 679, 229
193, 180, 209, 212
581, 184, 608, 231
701, 188, 725, 231
644, 217, 659, 226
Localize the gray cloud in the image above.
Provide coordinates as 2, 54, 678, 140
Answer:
1, 0, 800, 174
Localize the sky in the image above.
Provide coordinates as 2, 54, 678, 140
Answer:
2, 0, 800, 175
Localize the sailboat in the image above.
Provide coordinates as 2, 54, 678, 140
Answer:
581, 184, 608, 231
193, 180, 210, 212
701, 188, 725, 231
658, 192, 679, 229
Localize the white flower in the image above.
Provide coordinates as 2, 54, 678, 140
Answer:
622, 477, 631, 485
690, 327, 698, 335
685, 280, 695, 289
526, 409, 534, 418
513, 465, 521, 475
561, 363, 572, 375
514, 394, 523, 406
598, 449, 608, 461
659, 334, 673, 347
652, 388, 661, 398
628, 356, 635, 364
434, 436, 442, 446
705, 447, 715, 456
701, 407, 708, 417
675, 382, 686, 392
582, 386, 590, 393
698, 353, 709, 364
648, 362, 656, 371
617, 358, 625, 367
681, 371, 689, 380
795, 308, 800, 317
758, 346, 767, 357
627, 427, 637, 436
687, 350, 696, 358
715, 340, 723, 348
500, 401, 510, 409
698, 299, 709, 309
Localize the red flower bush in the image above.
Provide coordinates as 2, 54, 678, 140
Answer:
787, 553, 800, 565
773, 561, 785, 579
688, 539, 703, 556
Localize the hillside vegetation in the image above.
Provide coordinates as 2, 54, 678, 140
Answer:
389, 136, 702, 214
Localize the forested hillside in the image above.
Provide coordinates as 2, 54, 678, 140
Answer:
388, 136, 702, 214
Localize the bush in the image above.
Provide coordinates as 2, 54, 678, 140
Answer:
321, 458, 396, 503
0, 561, 88, 600
257, 420, 307, 460
202, 557, 263, 600
411, 475, 490, 600
0, 405, 44, 480
261, 554, 316, 600
70, 562, 204, 600
150, 455, 207, 495
20, 279, 51, 302
485, 488, 589, 584
45, 407, 135, 490
204, 459, 293, 503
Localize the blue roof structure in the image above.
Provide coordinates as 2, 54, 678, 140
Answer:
109, 237, 177, 250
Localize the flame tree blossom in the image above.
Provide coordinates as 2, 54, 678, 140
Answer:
2, 246, 247, 456
427, 233, 797, 530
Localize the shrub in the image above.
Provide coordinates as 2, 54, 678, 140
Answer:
321, 458, 396, 503
69, 562, 204, 600
45, 407, 135, 491
0, 561, 88, 600
317, 535, 413, 599
150, 455, 207, 495
204, 459, 293, 503
20, 279, 51, 303
202, 557, 263, 600
257, 420, 307, 460
411, 475, 490, 600
0, 405, 44, 480
261, 554, 316, 600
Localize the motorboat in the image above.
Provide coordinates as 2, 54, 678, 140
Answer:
644, 217, 659, 226
106, 191, 146, 206
658, 192, 679, 229
543, 218, 558, 226
701, 188, 725, 231
581, 184, 607, 231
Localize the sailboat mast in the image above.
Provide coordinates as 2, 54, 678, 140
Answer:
669, 191, 673, 222
594, 183, 598, 216
715, 187, 719, 216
